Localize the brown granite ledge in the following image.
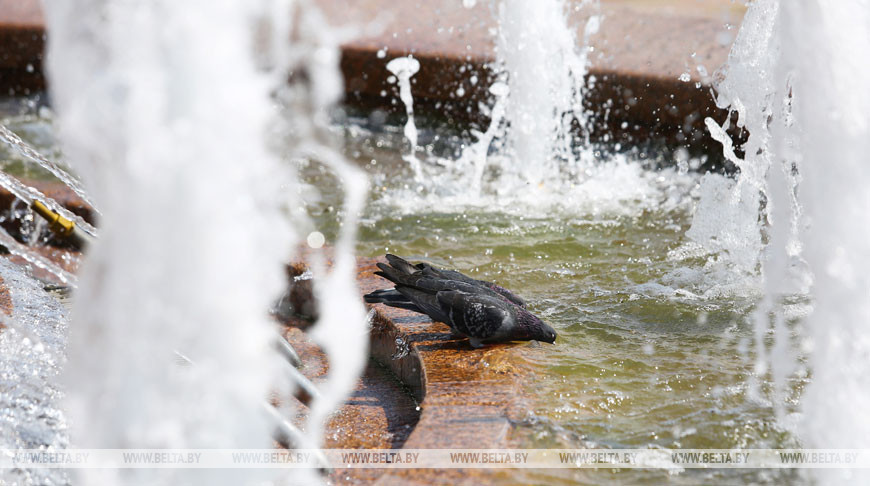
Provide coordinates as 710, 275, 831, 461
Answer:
327, 0, 746, 157
2, 0, 745, 160
281, 256, 540, 483
0, 0, 45, 95
358, 256, 537, 484
280, 321, 420, 484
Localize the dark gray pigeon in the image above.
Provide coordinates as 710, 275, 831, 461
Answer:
364, 254, 556, 347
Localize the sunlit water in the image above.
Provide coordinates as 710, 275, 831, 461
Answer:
0, 98, 806, 485
326, 2, 816, 483
40, 1, 368, 485
305, 121, 809, 484
0, 259, 70, 486
0, 0, 862, 484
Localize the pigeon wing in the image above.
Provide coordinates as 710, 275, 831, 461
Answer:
376, 263, 459, 291
394, 285, 451, 324
378, 262, 502, 297
417, 262, 526, 308
435, 291, 514, 340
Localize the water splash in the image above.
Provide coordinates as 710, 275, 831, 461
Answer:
0, 169, 97, 237
41, 1, 370, 484
0, 129, 91, 284
776, 2, 870, 481
0, 124, 100, 213
687, 0, 806, 402
386, 55, 423, 181
701, 2, 870, 482
375, 0, 609, 213
271, 2, 371, 469
0, 230, 76, 285
456, 81, 509, 196
0, 259, 70, 486
677, 0, 795, 308
494, 0, 599, 186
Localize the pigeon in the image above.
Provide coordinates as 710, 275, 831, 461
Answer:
364, 254, 557, 347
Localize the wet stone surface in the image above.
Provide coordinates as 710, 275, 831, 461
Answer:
279, 256, 544, 483
281, 321, 421, 485
357, 257, 538, 484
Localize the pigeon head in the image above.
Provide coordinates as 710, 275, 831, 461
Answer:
516, 309, 557, 344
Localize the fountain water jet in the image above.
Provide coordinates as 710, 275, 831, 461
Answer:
778, 2, 870, 482
386, 55, 423, 182
494, 0, 599, 187
44, 0, 369, 483
45, 1, 289, 481
0, 124, 99, 213
698, 1, 870, 482
381, 0, 619, 213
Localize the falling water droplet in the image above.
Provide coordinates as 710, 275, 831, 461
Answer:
307, 231, 325, 249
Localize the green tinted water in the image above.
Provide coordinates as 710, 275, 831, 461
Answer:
332, 126, 806, 484
1, 101, 805, 483
0, 97, 65, 181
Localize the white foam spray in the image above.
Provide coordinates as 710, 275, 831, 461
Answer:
386, 55, 423, 181
0, 259, 70, 486
701, 2, 870, 482
378, 0, 607, 211
44, 0, 368, 484
777, 2, 870, 482
493, 0, 599, 186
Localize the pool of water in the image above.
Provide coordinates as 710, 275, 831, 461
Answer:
1, 101, 808, 483
322, 122, 808, 484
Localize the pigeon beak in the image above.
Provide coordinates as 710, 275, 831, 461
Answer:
539, 325, 557, 344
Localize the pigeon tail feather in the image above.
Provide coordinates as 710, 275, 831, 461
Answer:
363, 288, 425, 314
375, 263, 408, 284
385, 254, 419, 275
